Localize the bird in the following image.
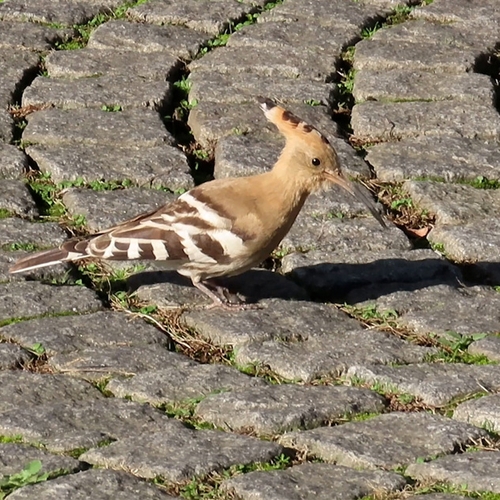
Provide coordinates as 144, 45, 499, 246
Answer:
10, 97, 386, 309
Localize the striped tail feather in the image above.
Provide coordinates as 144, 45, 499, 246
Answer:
9, 246, 87, 274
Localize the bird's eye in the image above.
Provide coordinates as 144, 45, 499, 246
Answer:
312, 158, 321, 167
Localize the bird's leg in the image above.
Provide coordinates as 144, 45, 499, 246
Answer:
192, 279, 260, 310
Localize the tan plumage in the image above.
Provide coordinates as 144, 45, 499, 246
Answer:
10, 98, 386, 308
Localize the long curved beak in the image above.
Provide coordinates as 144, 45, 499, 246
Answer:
325, 171, 387, 228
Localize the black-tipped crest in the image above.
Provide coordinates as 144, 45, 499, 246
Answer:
257, 96, 276, 113
259, 96, 332, 146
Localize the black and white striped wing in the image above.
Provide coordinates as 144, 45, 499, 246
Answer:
82, 191, 247, 265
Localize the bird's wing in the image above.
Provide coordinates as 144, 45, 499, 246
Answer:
83, 189, 242, 264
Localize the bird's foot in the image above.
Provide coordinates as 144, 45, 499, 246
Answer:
193, 279, 262, 311
205, 299, 263, 311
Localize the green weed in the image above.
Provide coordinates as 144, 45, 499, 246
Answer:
0, 435, 24, 444
230, 127, 246, 136
2, 242, 40, 252
390, 197, 413, 210
386, 4, 413, 25
101, 104, 122, 112
463, 176, 500, 190
170, 454, 291, 499
26, 342, 46, 356
426, 332, 492, 365
78, 261, 146, 296
162, 396, 216, 431
0, 461, 49, 499
430, 241, 446, 254
361, 22, 381, 39
304, 99, 322, 106
173, 77, 192, 96
341, 303, 399, 327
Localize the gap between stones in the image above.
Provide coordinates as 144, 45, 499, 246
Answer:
332, 3, 434, 238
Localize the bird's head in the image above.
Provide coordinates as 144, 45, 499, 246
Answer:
258, 97, 386, 228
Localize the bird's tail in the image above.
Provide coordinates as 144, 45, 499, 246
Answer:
9, 244, 88, 274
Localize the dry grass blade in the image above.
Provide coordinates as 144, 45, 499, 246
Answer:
366, 180, 435, 231
9, 103, 53, 119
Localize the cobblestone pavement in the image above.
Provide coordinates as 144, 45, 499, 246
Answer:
1, 0, 500, 498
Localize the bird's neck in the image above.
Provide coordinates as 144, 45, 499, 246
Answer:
254, 153, 312, 231
269, 149, 314, 202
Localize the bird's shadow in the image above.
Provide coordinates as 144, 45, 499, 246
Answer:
125, 257, 497, 306
126, 268, 310, 305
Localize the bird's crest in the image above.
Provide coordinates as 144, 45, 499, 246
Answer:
258, 97, 330, 145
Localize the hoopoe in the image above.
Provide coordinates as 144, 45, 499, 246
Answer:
10, 98, 386, 309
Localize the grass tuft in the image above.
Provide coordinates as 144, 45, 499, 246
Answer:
0, 460, 49, 498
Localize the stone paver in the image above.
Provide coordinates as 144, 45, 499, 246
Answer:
26, 143, 193, 190
0, 398, 186, 452
81, 428, 283, 481
0, 282, 102, 322
0, 343, 31, 369
234, 329, 434, 382
0, 143, 29, 179
189, 71, 334, 107
6, 469, 176, 500
365, 136, 500, 182
88, 19, 208, 59
222, 463, 406, 500
347, 364, 500, 406
353, 70, 494, 104
0, 50, 40, 84
184, 299, 361, 347
368, 18, 494, 50
468, 335, 500, 362
349, 284, 500, 336
0, 371, 103, 413
128, 0, 268, 35
23, 75, 172, 111
454, 394, 500, 433
0, 218, 67, 248
406, 451, 500, 493
353, 39, 478, 74
280, 203, 399, 254
0, 20, 72, 51
258, 0, 384, 29
46, 48, 181, 80
0, 311, 169, 355
0, 0, 123, 25
411, 0, 500, 31
280, 412, 488, 469
190, 45, 336, 82
23, 108, 175, 148
107, 363, 265, 405
405, 180, 500, 226
61, 187, 175, 232
351, 101, 500, 143
0, 180, 38, 218
48, 345, 194, 381
135, 268, 309, 311
427, 221, 500, 282
0, 109, 13, 142
195, 385, 386, 434
0, 442, 80, 477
